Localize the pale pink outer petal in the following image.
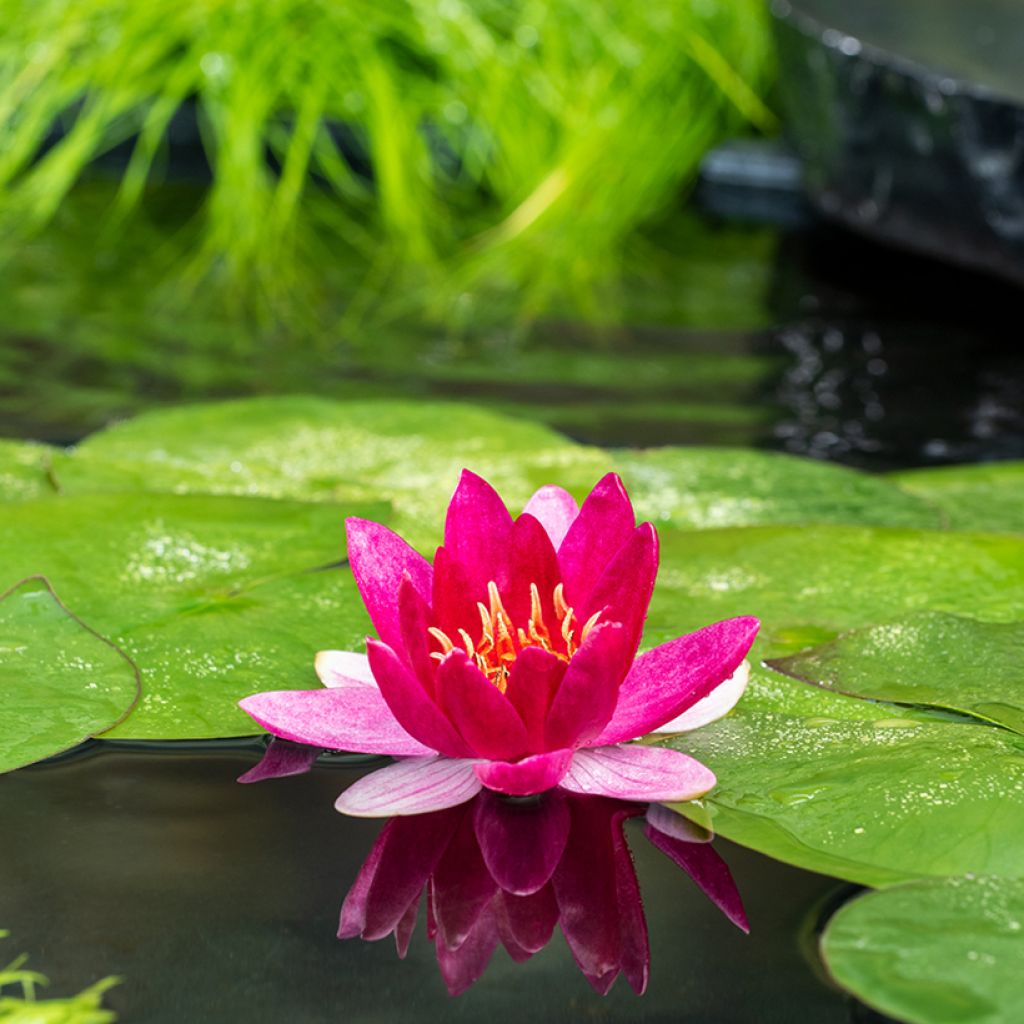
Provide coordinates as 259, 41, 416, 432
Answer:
239, 688, 434, 756
474, 749, 575, 796
559, 744, 716, 802
346, 517, 433, 655
652, 660, 751, 734
644, 802, 713, 843
314, 650, 376, 688
591, 616, 759, 746
335, 756, 483, 817
522, 485, 580, 549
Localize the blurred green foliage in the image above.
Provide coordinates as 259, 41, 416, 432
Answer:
0, 0, 774, 326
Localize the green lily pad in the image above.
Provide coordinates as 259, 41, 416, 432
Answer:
821, 875, 1024, 1024
52, 397, 609, 549
643, 524, 1024, 656
769, 612, 1024, 735
0, 578, 139, 773
891, 462, 1024, 533
105, 567, 371, 740
666, 697, 1024, 887
0, 440, 57, 501
615, 447, 943, 530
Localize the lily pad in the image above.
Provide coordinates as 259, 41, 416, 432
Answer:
52, 397, 609, 549
0, 578, 139, 773
666, 699, 1024, 888
0, 440, 57, 501
769, 612, 1024, 735
821, 875, 1024, 1024
614, 447, 943, 530
891, 462, 1024, 533
644, 524, 1024, 655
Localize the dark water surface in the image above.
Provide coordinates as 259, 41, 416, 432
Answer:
0, 745, 868, 1022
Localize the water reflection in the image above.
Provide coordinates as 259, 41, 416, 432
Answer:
339, 789, 747, 996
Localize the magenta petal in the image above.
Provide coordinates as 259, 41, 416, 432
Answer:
523, 485, 580, 549
367, 640, 471, 757
396, 577, 438, 692
435, 900, 501, 996
473, 748, 574, 796
592, 616, 760, 746
560, 744, 716, 802
338, 818, 390, 939
543, 623, 628, 751
505, 512, 561, 626
335, 756, 483, 817
473, 789, 571, 895
394, 898, 420, 959
504, 647, 566, 753
557, 472, 636, 608
644, 823, 750, 933
431, 808, 498, 951
346, 517, 432, 654
237, 737, 321, 783
435, 651, 530, 761
612, 801, 650, 995
239, 687, 434, 756
496, 886, 559, 956
444, 470, 514, 595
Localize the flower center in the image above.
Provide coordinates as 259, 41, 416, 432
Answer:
428, 580, 601, 693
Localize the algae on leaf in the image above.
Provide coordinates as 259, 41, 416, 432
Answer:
0, 578, 139, 773
769, 611, 1024, 735
821, 876, 1024, 1024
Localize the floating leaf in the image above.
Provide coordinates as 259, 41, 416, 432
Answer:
644, 524, 1024, 655
615, 447, 942, 530
892, 462, 1024, 533
52, 397, 609, 549
821, 875, 1024, 1024
664, 694, 1024, 887
0, 440, 56, 502
769, 612, 1024, 735
0, 578, 138, 773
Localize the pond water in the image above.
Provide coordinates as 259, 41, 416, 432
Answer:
2, 199, 1021, 1021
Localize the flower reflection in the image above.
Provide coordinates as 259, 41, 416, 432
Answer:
339, 790, 747, 996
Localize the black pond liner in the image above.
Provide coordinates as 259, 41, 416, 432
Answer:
772, 0, 1024, 287
0, 741, 892, 1022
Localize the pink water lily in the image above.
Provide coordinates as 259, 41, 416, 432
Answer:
239, 470, 758, 816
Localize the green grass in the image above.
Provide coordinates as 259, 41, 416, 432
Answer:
0, 0, 775, 327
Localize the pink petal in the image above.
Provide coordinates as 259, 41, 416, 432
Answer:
444, 470, 514, 597
578, 522, 659, 675
237, 737, 321, 783
592, 616, 759, 746
346, 517, 432, 654
366, 640, 471, 758
560, 744, 716, 802
543, 623, 628, 751
239, 687, 434, 756
431, 545, 481, 641
504, 512, 561, 627
395, 898, 419, 959
612, 798, 650, 995
396, 577, 439, 693
557, 472, 636, 609
474, 748, 574, 796
503, 647, 566, 753
644, 823, 749, 933
435, 899, 501, 996
523, 485, 579, 549
314, 649, 376, 688
653, 660, 751, 734
334, 756, 483, 817
434, 651, 530, 761
431, 808, 497, 951
473, 790, 571, 895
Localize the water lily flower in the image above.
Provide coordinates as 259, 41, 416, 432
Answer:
240, 471, 758, 816
339, 790, 748, 996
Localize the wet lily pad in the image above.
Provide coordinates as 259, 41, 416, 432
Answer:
0, 440, 56, 501
769, 612, 1024, 735
644, 524, 1024, 655
892, 462, 1024, 533
0, 578, 139, 773
615, 447, 943, 530
821, 875, 1024, 1024
52, 397, 609, 549
665, 698, 1024, 888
